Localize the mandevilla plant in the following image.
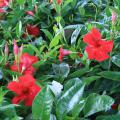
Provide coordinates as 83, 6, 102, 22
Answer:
0, 0, 120, 120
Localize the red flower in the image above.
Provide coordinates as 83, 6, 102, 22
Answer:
0, 9, 5, 13
26, 24, 40, 37
50, 0, 62, 5
25, 11, 34, 16
0, 0, 9, 7
111, 104, 118, 110
83, 28, 113, 62
10, 53, 38, 75
7, 74, 41, 106
58, 47, 71, 62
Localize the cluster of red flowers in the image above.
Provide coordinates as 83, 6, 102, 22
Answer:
7, 41, 41, 106
58, 28, 114, 62
11, 53, 38, 75
0, 0, 9, 13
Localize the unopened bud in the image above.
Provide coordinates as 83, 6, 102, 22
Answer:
4, 43, 9, 56
34, 4, 38, 13
19, 44, 23, 56
112, 11, 117, 25
13, 40, 19, 55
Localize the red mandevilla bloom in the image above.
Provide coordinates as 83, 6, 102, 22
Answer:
83, 28, 113, 62
58, 47, 71, 62
26, 24, 40, 37
7, 74, 41, 106
10, 53, 38, 75
0, 0, 9, 7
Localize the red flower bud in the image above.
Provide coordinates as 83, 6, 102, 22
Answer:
25, 11, 34, 16
112, 11, 117, 24
13, 40, 19, 55
58, 47, 71, 62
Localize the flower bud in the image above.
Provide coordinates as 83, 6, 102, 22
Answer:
26, 11, 34, 16
112, 11, 117, 24
13, 40, 19, 55
19, 44, 23, 56
34, 4, 38, 13
4, 43, 9, 56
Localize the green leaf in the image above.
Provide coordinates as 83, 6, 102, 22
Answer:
84, 93, 114, 117
28, 44, 40, 56
50, 34, 60, 48
112, 54, 120, 67
96, 115, 120, 120
98, 71, 120, 81
33, 60, 45, 69
41, 29, 53, 41
83, 76, 101, 85
16, 0, 25, 5
71, 99, 85, 118
52, 63, 70, 78
68, 68, 89, 79
32, 86, 53, 120
56, 80, 85, 120
71, 27, 82, 45
16, 21, 22, 38
3, 69, 21, 76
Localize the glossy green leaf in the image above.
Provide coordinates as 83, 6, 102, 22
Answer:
32, 86, 53, 120
71, 99, 85, 118
112, 54, 120, 67
83, 76, 101, 85
84, 93, 114, 117
98, 71, 120, 81
52, 63, 70, 78
71, 27, 82, 45
68, 68, 89, 79
56, 80, 85, 120
96, 115, 120, 120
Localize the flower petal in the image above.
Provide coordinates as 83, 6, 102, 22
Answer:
91, 28, 101, 40
7, 81, 22, 95
85, 46, 96, 59
95, 50, 109, 62
101, 40, 114, 53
